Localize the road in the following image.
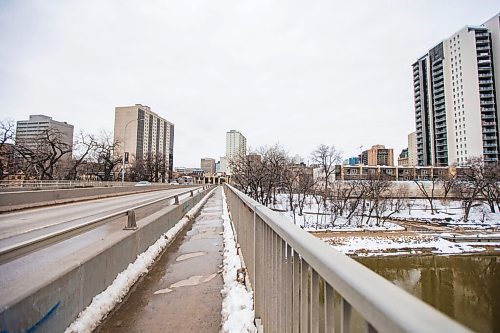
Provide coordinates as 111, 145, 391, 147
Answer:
0, 187, 199, 253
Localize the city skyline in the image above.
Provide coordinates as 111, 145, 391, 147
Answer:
0, 1, 498, 167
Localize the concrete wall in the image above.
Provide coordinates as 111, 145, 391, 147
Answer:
0, 187, 214, 333
0, 185, 192, 212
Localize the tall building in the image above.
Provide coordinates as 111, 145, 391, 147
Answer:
361, 145, 394, 166
200, 158, 216, 176
225, 130, 246, 175
408, 132, 418, 166
226, 130, 247, 161
413, 13, 500, 166
398, 148, 409, 166
114, 104, 174, 180
15, 115, 74, 154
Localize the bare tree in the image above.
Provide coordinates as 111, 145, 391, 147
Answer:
94, 131, 121, 181
15, 128, 73, 180
413, 178, 438, 215
482, 162, 500, 213
452, 158, 486, 222
0, 120, 15, 179
65, 131, 97, 180
311, 144, 342, 197
440, 171, 458, 200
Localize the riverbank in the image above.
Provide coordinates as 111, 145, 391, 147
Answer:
311, 229, 500, 256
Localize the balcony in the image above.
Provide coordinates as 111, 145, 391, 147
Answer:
482, 121, 497, 126
484, 143, 498, 147
478, 59, 491, 64
481, 94, 495, 98
482, 107, 496, 112
480, 86, 493, 91
476, 32, 489, 37
480, 98, 495, 103
478, 73, 492, 77
483, 150, 498, 154
483, 128, 497, 133
483, 135, 497, 140
434, 93, 445, 99
477, 46, 490, 50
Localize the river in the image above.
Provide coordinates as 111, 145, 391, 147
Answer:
356, 254, 500, 333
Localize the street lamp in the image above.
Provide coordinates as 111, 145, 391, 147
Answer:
121, 118, 145, 183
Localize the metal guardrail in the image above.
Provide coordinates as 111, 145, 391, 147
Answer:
0, 180, 139, 189
223, 184, 471, 333
0, 185, 213, 264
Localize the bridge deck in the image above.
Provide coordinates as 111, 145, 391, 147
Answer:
97, 188, 224, 332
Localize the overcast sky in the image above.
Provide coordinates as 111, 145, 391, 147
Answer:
1, 1, 498, 167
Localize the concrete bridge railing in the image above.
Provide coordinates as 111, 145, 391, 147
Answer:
223, 184, 471, 333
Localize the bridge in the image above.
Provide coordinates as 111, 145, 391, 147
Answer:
0, 183, 471, 332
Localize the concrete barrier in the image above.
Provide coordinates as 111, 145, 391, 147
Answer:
0, 185, 195, 213
0, 187, 214, 333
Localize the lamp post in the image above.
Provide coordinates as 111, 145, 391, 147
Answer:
121, 118, 144, 184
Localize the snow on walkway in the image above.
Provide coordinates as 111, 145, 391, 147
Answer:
220, 188, 257, 333
65, 188, 216, 333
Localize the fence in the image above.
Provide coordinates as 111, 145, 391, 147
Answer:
223, 184, 470, 333
0, 180, 146, 190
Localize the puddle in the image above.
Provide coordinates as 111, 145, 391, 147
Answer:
153, 288, 173, 295
191, 233, 218, 240
154, 273, 218, 293
176, 252, 207, 262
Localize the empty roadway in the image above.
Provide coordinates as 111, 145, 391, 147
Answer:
0, 187, 200, 253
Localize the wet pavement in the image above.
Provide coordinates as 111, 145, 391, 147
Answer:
97, 187, 224, 333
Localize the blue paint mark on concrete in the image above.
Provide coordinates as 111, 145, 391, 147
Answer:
26, 302, 60, 333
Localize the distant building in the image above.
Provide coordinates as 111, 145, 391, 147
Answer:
413, 14, 500, 166
114, 104, 174, 181
15, 114, 74, 157
335, 164, 456, 181
343, 156, 360, 166
225, 130, 246, 174
201, 158, 216, 176
398, 148, 409, 166
247, 153, 262, 166
408, 132, 418, 166
361, 145, 394, 166
220, 156, 228, 174
215, 160, 221, 174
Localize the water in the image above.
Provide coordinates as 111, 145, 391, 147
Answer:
356, 255, 500, 333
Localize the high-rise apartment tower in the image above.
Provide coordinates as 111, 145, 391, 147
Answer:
114, 104, 174, 180
413, 13, 500, 166
225, 130, 247, 175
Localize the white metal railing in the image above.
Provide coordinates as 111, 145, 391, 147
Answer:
223, 184, 471, 333
0, 180, 155, 189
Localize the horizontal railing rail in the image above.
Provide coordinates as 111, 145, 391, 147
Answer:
0, 180, 144, 189
0, 185, 213, 264
223, 184, 471, 333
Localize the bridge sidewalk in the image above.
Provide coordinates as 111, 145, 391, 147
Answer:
98, 188, 225, 332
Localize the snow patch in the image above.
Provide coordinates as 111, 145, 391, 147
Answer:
220, 188, 256, 333
64, 188, 216, 333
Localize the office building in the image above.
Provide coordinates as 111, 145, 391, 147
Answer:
413, 13, 500, 166
15, 115, 74, 155
114, 104, 174, 180
398, 149, 409, 166
225, 130, 246, 175
408, 132, 418, 166
200, 158, 216, 176
361, 145, 394, 166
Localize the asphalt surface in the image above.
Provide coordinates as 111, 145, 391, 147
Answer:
97, 187, 224, 333
0, 187, 198, 251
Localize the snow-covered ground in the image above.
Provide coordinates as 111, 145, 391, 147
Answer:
271, 194, 500, 230
323, 234, 486, 257
65, 188, 216, 333
220, 188, 256, 333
